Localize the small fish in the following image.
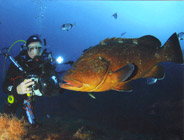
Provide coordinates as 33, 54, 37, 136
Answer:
46, 114, 50, 119
88, 93, 96, 99
112, 13, 117, 19
61, 23, 75, 31
121, 32, 126, 36
147, 78, 158, 85
178, 32, 184, 40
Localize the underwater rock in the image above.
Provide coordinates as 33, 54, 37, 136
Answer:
73, 126, 94, 140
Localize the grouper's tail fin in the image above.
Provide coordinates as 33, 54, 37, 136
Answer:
159, 33, 183, 64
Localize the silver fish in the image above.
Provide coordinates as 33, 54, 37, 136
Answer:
121, 32, 126, 36
112, 13, 117, 19
178, 32, 184, 40
61, 23, 74, 31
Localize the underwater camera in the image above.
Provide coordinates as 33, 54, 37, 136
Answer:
26, 72, 61, 96
24, 54, 62, 96
1, 49, 62, 97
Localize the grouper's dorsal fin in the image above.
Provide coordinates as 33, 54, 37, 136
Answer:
99, 37, 129, 45
138, 35, 161, 49
99, 36, 161, 48
100, 37, 115, 45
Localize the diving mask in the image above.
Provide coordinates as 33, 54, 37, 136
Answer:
28, 44, 43, 52
27, 43, 43, 58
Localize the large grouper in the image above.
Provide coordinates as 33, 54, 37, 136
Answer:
60, 33, 183, 92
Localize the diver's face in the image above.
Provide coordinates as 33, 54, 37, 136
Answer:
27, 42, 42, 59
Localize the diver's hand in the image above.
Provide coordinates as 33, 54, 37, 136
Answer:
16, 79, 35, 95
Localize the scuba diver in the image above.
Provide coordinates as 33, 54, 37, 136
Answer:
2, 35, 72, 127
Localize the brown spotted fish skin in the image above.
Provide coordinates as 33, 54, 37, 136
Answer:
61, 33, 183, 92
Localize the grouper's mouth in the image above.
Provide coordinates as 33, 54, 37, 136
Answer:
60, 77, 83, 89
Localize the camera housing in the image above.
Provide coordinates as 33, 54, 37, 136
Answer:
27, 72, 61, 96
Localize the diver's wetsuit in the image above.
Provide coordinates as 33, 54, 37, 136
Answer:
2, 50, 64, 122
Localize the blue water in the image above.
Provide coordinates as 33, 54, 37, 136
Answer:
0, 1, 184, 139
0, 0, 183, 78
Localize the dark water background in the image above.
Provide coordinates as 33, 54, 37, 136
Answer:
0, 0, 183, 139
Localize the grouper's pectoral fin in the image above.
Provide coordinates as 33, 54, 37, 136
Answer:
112, 82, 133, 92
113, 63, 135, 82
143, 64, 165, 79
111, 63, 134, 92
